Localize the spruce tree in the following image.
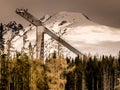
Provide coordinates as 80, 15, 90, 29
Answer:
45, 56, 68, 90
0, 23, 4, 53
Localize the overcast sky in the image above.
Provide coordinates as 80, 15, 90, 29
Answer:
0, 0, 120, 28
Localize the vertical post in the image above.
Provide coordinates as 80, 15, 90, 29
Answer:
58, 37, 60, 57
36, 26, 44, 60
7, 40, 11, 57
40, 30, 44, 59
36, 26, 39, 59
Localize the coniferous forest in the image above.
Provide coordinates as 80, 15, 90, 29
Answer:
0, 52, 120, 90
0, 23, 120, 90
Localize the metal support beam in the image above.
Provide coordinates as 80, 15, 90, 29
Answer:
44, 27, 83, 55
16, 9, 42, 26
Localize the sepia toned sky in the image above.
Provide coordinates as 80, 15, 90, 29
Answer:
0, 0, 120, 28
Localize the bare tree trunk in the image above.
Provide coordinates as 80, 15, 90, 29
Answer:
82, 72, 87, 90
74, 72, 77, 90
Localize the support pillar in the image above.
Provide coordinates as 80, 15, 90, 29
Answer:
36, 26, 44, 60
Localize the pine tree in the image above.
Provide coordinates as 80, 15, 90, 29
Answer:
30, 59, 47, 90
45, 56, 68, 90
0, 23, 4, 53
10, 53, 30, 90
118, 51, 120, 64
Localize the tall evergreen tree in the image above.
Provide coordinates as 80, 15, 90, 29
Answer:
0, 23, 4, 53
45, 56, 68, 90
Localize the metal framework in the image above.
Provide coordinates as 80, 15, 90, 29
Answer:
16, 8, 83, 58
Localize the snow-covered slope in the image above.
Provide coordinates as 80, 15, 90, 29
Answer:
3, 26, 37, 55
43, 11, 120, 56
3, 11, 120, 57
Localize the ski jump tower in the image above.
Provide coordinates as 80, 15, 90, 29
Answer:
16, 9, 83, 59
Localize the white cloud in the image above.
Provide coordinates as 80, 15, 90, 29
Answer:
60, 25, 120, 56
64, 25, 120, 44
